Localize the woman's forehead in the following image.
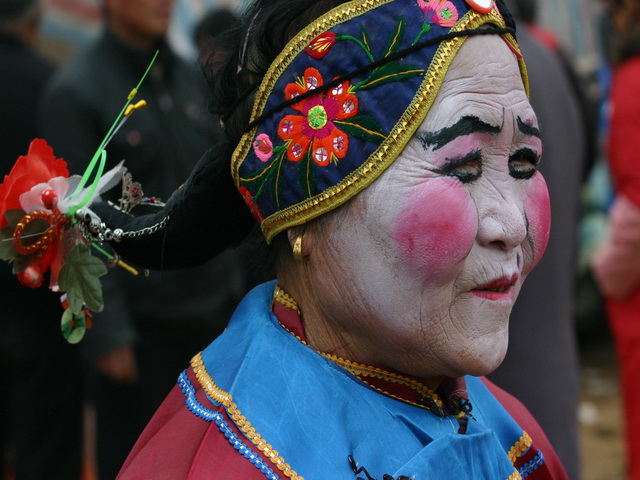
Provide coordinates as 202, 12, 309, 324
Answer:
426, 37, 533, 130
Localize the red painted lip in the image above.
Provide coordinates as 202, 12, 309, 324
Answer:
471, 273, 518, 301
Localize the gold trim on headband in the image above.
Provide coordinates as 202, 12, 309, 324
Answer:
232, 1, 526, 243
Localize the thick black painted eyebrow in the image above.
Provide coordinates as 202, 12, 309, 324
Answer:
431, 149, 482, 174
517, 116, 541, 138
417, 115, 501, 151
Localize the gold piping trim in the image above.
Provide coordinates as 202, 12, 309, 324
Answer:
508, 431, 533, 463
507, 470, 523, 480
191, 352, 303, 480
270, 285, 462, 416
321, 352, 442, 403
318, 352, 462, 414
273, 285, 302, 315
231, 1, 524, 243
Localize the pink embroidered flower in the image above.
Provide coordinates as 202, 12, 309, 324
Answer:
239, 186, 264, 222
253, 134, 274, 162
305, 32, 337, 60
417, 0, 459, 27
278, 67, 357, 166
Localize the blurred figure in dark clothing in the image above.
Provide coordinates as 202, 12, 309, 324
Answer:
592, 2, 640, 478
488, 2, 591, 479
194, 7, 238, 55
0, 1, 84, 479
38, 0, 248, 478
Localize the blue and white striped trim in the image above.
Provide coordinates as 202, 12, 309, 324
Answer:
178, 371, 282, 480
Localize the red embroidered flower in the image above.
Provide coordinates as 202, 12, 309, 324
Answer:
278, 68, 357, 166
239, 186, 264, 222
305, 32, 337, 60
0, 139, 68, 228
417, 0, 459, 27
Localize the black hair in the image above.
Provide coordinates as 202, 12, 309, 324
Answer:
194, 8, 239, 47
198, 0, 351, 278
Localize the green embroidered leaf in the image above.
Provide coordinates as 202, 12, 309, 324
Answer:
297, 151, 316, 198
357, 63, 424, 90
241, 158, 277, 186
274, 153, 286, 208
383, 18, 406, 58
360, 26, 371, 54
61, 308, 87, 344
58, 243, 107, 314
335, 115, 387, 143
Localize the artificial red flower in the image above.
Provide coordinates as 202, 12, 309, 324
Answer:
0, 139, 68, 228
278, 68, 357, 166
305, 31, 337, 60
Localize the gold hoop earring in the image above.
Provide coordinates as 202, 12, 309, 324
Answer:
292, 235, 304, 261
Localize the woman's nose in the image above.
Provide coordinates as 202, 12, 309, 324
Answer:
476, 189, 527, 250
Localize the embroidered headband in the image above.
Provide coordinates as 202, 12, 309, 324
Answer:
232, 0, 528, 243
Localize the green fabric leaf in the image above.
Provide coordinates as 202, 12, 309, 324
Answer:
61, 308, 87, 344
0, 226, 16, 261
58, 243, 107, 314
4, 209, 25, 228
335, 115, 387, 143
383, 18, 406, 58
11, 254, 34, 274
357, 63, 424, 90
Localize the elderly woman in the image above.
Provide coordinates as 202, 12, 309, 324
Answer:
2, 0, 565, 477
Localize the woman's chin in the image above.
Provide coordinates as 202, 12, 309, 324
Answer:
456, 337, 509, 377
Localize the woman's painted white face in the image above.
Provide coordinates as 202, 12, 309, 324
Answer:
308, 35, 550, 380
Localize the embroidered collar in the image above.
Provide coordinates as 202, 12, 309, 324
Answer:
272, 285, 472, 422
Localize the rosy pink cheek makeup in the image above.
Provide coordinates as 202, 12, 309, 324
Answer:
524, 173, 551, 270
393, 178, 476, 281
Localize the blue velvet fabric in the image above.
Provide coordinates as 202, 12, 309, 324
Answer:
195, 282, 530, 479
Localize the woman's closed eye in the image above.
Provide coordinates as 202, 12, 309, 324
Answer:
434, 150, 483, 184
509, 148, 539, 180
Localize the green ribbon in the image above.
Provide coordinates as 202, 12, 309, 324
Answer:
67, 50, 159, 216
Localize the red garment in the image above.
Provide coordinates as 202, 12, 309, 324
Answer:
603, 55, 640, 480
118, 295, 567, 479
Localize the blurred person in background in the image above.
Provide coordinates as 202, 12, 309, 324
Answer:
592, 1, 640, 478
193, 7, 238, 57
37, 0, 248, 478
489, 1, 593, 478
0, 1, 83, 478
